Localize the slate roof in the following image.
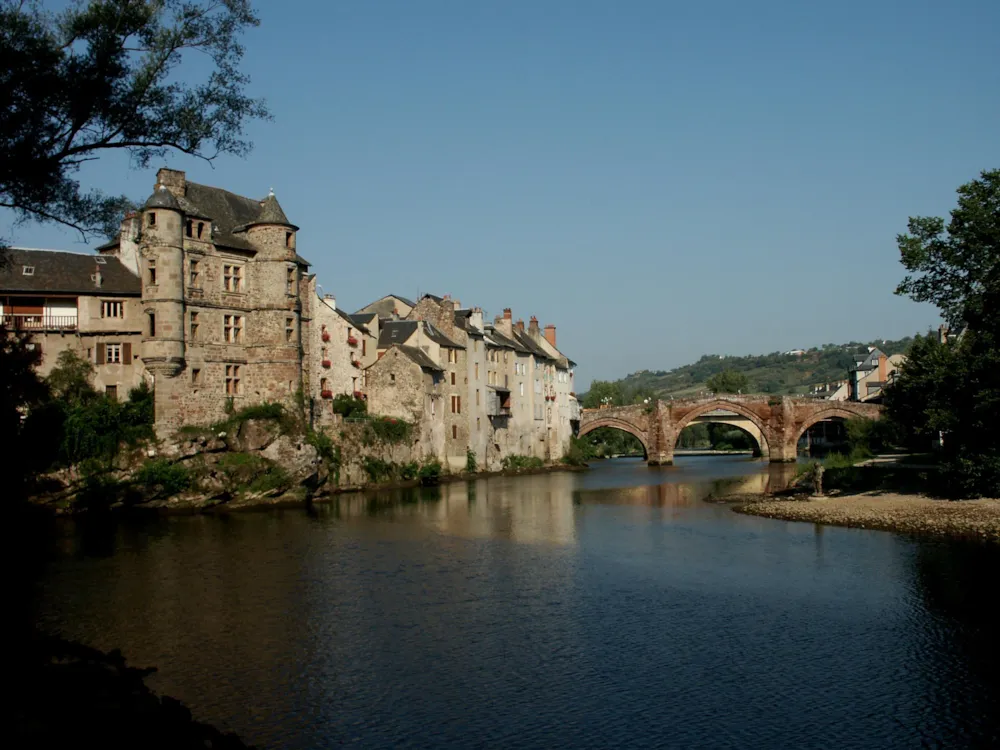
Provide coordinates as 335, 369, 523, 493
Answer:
421, 320, 464, 349
512, 328, 553, 360
421, 293, 444, 303
850, 348, 885, 373
175, 181, 299, 251
145, 185, 180, 209
396, 345, 443, 371
378, 320, 418, 348
484, 326, 528, 353
350, 312, 377, 329
331, 306, 369, 334
0, 249, 140, 296
454, 309, 484, 336
356, 294, 416, 320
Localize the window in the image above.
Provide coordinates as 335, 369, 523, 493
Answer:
452, 425, 458, 440
225, 364, 241, 394
451, 395, 461, 414
223, 315, 244, 343
191, 368, 201, 385
223, 264, 243, 292
189, 259, 200, 287
431, 399, 435, 415
105, 385, 118, 399
186, 220, 193, 237
148, 213, 155, 226
190, 311, 199, 340
362, 339, 366, 356
504, 351, 508, 363
286, 267, 295, 295
390, 373, 396, 383
148, 312, 156, 337
197, 222, 204, 239
474, 340, 479, 352
520, 383, 524, 396
476, 389, 480, 405
106, 343, 122, 364
320, 377, 328, 391
22, 265, 34, 276
285, 317, 295, 342
477, 417, 481, 431
450, 372, 456, 386
101, 300, 124, 318
286, 232, 293, 248
147, 259, 156, 285
475, 363, 479, 379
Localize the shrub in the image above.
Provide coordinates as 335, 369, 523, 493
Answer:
465, 448, 477, 473
217, 452, 291, 495
134, 459, 191, 497
400, 461, 419, 480
331, 393, 367, 419
366, 416, 412, 444
502, 455, 544, 471
418, 459, 442, 486
361, 456, 396, 483
562, 435, 594, 466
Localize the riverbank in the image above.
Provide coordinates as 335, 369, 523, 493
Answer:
734, 492, 1000, 542
13, 632, 253, 748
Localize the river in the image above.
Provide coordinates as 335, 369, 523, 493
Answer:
30, 456, 1000, 748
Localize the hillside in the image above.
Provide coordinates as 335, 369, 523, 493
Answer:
596, 336, 916, 402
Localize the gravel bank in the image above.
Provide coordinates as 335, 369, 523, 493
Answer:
735, 492, 1000, 542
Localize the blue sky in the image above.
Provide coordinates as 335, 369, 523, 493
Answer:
6, 0, 999, 387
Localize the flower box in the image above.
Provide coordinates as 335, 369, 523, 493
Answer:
320, 389, 333, 399
351, 360, 361, 368
321, 359, 331, 368
321, 331, 331, 342
347, 336, 358, 346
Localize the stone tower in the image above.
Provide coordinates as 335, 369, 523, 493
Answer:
237, 190, 303, 403
139, 184, 187, 436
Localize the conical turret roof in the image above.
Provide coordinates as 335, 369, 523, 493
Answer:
252, 190, 294, 227
144, 184, 181, 210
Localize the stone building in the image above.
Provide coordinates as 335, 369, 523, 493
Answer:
96, 168, 309, 435
0, 248, 146, 397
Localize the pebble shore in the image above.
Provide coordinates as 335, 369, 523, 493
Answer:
734, 492, 1000, 542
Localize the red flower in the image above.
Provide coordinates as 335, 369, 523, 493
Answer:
347, 336, 358, 346
321, 359, 331, 368
352, 360, 361, 368
320, 390, 333, 399
321, 331, 331, 342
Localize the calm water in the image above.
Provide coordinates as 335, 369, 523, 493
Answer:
31, 457, 1000, 749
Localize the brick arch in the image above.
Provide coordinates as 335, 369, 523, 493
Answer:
578, 417, 650, 459
681, 417, 771, 456
791, 405, 875, 447
670, 400, 773, 450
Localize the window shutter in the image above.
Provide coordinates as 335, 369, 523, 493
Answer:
96, 343, 106, 365
122, 342, 132, 364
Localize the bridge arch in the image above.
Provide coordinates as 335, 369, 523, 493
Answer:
578, 417, 650, 460
791, 405, 874, 448
671, 400, 772, 454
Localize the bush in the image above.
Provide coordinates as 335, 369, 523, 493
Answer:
331, 393, 367, 419
502, 455, 544, 471
465, 448, 477, 473
306, 428, 341, 484
134, 459, 191, 498
400, 461, 419, 480
365, 416, 412, 445
562, 435, 594, 466
361, 456, 396, 483
217, 453, 291, 495
418, 459, 442, 486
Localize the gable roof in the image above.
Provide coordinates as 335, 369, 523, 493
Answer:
350, 312, 377, 329
454, 309, 484, 336
356, 294, 416, 320
397, 345, 444, 371
512, 328, 553, 360
173, 181, 300, 252
378, 320, 418, 348
0, 249, 140, 296
484, 326, 528, 353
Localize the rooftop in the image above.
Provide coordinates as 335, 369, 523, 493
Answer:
0, 248, 140, 296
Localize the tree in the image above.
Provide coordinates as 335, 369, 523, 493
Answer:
895, 169, 1000, 328
706, 369, 749, 394
0, 328, 48, 489
582, 380, 624, 409
47, 350, 97, 404
0, 0, 268, 243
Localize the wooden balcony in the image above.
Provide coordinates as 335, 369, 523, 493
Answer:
2, 313, 78, 331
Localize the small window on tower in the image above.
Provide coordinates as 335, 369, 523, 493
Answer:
190, 311, 199, 340
185, 220, 193, 237
148, 312, 156, 337
148, 213, 156, 226
189, 259, 200, 287
191, 368, 201, 385
197, 222, 204, 239
285, 317, 294, 342
286, 266, 295, 295
285, 232, 293, 248
147, 259, 156, 285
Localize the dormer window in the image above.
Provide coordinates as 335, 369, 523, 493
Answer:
22, 266, 34, 276
185, 220, 193, 237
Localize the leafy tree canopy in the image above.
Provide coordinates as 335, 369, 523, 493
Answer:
706, 369, 749, 394
0, 0, 268, 242
896, 168, 1000, 328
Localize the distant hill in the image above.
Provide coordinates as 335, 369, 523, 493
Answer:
602, 336, 916, 400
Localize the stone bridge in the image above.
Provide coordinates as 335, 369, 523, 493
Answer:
578, 396, 881, 465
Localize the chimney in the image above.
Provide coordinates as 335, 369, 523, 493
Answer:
544, 324, 556, 348
452, 298, 461, 311
156, 168, 186, 198
503, 308, 512, 320
515, 319, 525, 332
528, 316, 540, 336
324, 294, 336, 310
878, 354, 887, 383
92, 265, 103, 288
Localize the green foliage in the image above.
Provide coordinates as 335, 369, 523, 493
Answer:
844, 417, 902, 458
895, 169, 1000, 328
217, 453, 291, 495
46, 350, 96, 404
211, 400, 297, 435
0, 0, 268, 241
361, 456, 396, 483
306, 428, 341, 483
562, 435, 594, 466
58, 386, 155, 468
400, 461, 419, 481
418, 459, 442, 486
501, 455, 545, 470
465, 448, 477, 473
584, 426, 644, 457
364, 416, 412, 445
0, 327, 48, 486
133, 459, 190, 498
706, 369, 749, 394
331, 393, 367, 418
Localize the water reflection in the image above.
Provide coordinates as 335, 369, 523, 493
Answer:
31, 457, 1000, 749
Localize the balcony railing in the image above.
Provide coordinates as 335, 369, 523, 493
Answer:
1, 313, 78, 331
